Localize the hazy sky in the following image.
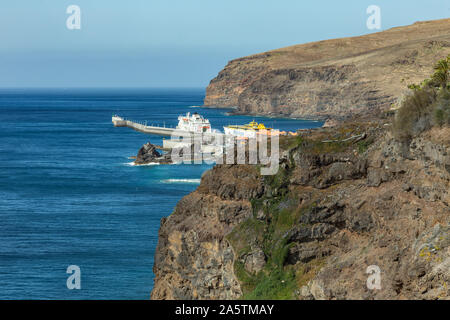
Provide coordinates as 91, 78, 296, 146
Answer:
0, 0, 449, 88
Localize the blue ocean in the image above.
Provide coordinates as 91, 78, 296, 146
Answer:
0, 88, 322, 299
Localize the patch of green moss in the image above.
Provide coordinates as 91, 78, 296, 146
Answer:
295, 258, 326, 288
264, 166, 289, 192
233, 260, 263, 294
228, 196, 300, 299
227, 134, 333, 300
242, 268, 297, 300
306, 139, 351, 154
229, 183, 323, 299
279, 135, 304, 151
237, 233, 298, 300
357, 136, 375, 154
227, 217, 265, 255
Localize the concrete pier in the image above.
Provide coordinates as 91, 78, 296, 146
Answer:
112, 115, 227, 141
112, 115, 176, 136
112, 115, 226, 153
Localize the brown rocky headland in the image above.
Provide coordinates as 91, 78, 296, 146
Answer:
204, 19, 450, 120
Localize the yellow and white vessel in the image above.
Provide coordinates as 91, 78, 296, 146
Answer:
223, 121, 279, 138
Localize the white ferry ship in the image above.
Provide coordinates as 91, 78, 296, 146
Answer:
223, 120, 279, 138
176, 112, 212, 133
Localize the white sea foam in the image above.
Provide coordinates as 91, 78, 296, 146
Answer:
161, 179, 201, 184
124, 161, 160, 166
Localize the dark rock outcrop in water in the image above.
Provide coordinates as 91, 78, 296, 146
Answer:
204, 19, 450, 120
134, 142, 174, 165
135, 142, 161, 165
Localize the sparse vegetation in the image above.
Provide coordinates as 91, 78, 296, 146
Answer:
227, 159, 326, 300
243, 267, 297, 300
393, 88, 437, 141
227, 122, 377, 299
295, 258, 325, 288
228, 201, 327, 300
394, 55, 450, 141
357, 136, 375, 154
434, 89, 450, 126
228, 193, 300, 299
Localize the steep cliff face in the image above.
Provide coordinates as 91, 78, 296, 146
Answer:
282, 126, 450, 299
151, 165, 264, 299
204, 19, 450, 119
151, 121, 449, 300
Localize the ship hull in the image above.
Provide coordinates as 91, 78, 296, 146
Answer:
223, 127, 257, 138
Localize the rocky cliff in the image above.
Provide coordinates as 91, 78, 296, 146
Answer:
151, 165, 263, 299
151, 120, 449, 300
204, 19, 450, 120
151, 20, 450, 300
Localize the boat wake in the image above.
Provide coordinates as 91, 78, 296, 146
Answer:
161, 179, 201, 184
124, 161, 160, 166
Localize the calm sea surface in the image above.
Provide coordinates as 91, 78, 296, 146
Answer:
0, 88, 322, 299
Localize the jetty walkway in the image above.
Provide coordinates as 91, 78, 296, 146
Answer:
112, 115, 177, 136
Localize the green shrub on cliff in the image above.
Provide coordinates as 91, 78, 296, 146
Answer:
393, 54, 450, 141
434, 89, 450, 126
227, 182, 301, 300
432, 56, 449, 89
244, 268, 297, 300
393, 88, 437, 141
